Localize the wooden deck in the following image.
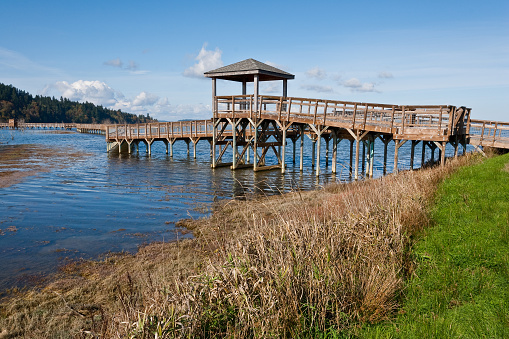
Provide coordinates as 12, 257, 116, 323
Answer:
468, 119, 509, 149
105, 95, 471, 143
103, 95, 508, 178
0, 122, 106, 134
214, 95, 469, 141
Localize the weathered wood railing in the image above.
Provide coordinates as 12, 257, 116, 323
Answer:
0, 122, 76, 129
214, 95, 470, 140
105, 120, 214, 140
0, 122, 106, 134
75, 124, 106, 130
468, 119, 509, 149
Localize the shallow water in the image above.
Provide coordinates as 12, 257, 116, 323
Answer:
0, 128, 466, 289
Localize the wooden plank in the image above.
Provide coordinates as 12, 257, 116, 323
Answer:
253, 164, 282, 172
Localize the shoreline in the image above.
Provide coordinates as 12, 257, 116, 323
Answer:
0, 153, 480, 337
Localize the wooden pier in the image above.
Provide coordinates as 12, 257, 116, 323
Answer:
468, 120, 509, 150
2, 59, 508, 178
104, 59, 508, 178
0, 122, 106, 134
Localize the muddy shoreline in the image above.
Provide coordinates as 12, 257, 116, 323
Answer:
0, 144, 90, 189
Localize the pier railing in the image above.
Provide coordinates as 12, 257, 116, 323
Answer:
0, 122, 76, 129
106, 120, 214, 140
214, 95, 469, 139
75, 123, 106, 130
468, 119, 509, 149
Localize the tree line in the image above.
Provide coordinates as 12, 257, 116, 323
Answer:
0, 83, 155, 124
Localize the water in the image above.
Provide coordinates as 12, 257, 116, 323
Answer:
0, 128, 468, 289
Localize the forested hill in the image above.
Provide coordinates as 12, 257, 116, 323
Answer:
0, 83, 155, 124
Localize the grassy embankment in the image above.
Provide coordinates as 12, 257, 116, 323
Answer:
359, 152, 509, 338
1, 152, 506, 338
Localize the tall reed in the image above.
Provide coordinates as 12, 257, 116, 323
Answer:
0, 154, 477, 338
110, 155, 474, 338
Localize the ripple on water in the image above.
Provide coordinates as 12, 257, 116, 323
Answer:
0, 128, 467, 290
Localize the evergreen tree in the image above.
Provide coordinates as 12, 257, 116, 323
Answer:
0, 83, 155, 124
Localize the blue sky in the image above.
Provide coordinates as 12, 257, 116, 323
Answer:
1, 0, 508, 121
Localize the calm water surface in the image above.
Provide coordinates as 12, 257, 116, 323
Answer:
0, 128, 465, 289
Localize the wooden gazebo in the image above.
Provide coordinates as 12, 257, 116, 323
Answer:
204, 58, 294, 112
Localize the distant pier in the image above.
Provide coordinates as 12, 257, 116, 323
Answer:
0, 122, 105, 134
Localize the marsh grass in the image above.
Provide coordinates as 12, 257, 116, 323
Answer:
0, 154, 478, 338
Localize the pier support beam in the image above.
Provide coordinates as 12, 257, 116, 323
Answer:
275, 121, 293, 174
345, 129, 369, 180
325, 136, 330, 168
146, 139, 154, 155
422, 141, 427, 167
410, 140, 419, 170
190, 138, 200, 159
379, 135, 392, 175
231, 119, 237, 169
300, 125, 305, 171
119, 140, 129, 153
281, 127, 286, 174
393, 139, 407, 174
292, 136, 297, 164
362, 140, 366, 174
252, 119, 259, 171
308, 125, 327, 176
212, 119, 219, 167
331, 130, 339, 174
430, 143, 437, 165
368, 136, 375, 177
434, 141, 447, 167
311, 138, 316, 168
349, 139, 354, 177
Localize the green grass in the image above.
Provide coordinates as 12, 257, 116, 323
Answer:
359, 153, 509, 338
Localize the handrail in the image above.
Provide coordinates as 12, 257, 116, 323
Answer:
105, 120, 214, 140
215, 95, 460, 137
468, 119, 509, 147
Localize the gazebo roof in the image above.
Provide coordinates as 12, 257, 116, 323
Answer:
204, 58, 295, 82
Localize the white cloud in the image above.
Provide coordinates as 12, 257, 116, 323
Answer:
342, 78, 379, 92
103, 58, 123, 68
378, 71, 393, 79
47, 80, 118, 106
357, 83, 378, 92
262, 82, 282, 94
183, 43, 223, 78
132, 91, 159, 107
301, 84, 334, 93
343, 78, 362, 88
306, 67, 327, 80
103, 58, 149, 74
126, 60, 138, 71
44, 80, 211, 120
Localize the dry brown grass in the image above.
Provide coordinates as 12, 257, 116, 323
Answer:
0, 154, 481, 338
